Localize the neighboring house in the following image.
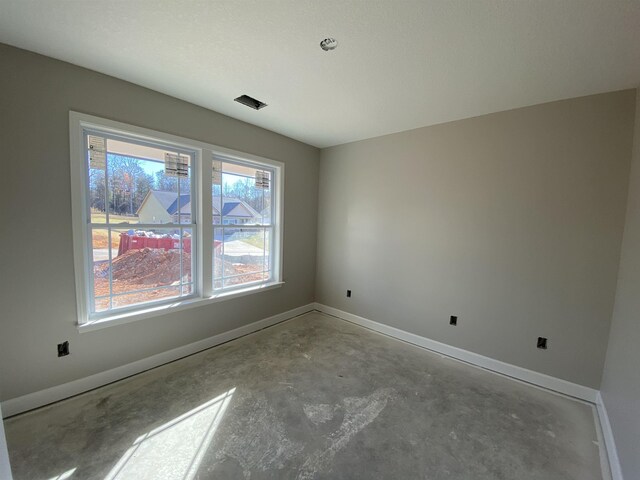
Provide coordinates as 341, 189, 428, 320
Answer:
136, 191, 185, 224
212, 197, 260, 225
137, 191, 260, 225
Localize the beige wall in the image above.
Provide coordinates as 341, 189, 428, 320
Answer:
0, 44, 320, 402
316, 90, 636, 389
601, 89, 640, 480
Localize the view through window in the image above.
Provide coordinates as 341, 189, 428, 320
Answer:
212, 158, 274, 290
73, 113, 283, 324
86, 133, 196, 315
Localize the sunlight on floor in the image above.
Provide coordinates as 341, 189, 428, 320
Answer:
104, 388, 235, 480
47, 468, 77, 480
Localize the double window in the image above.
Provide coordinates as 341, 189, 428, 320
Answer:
70, 113, 283, 326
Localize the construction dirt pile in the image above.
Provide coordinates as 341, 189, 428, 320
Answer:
109, 248, 191, 285
93, 248, 267, 310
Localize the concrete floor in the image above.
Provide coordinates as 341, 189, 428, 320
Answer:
5, 312, 604, 479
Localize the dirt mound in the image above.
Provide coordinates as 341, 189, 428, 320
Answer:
111, 248, 191, 285
92, 248, 266, 310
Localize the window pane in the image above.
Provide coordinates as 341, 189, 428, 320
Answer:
101, 138, 192, 224
94, 297, 110, 313
255, 178, 272, 225
213, 227, 268, 289
92, 227, 193, 313
91, 228, 114, 312
181, 228, 194, 285
225, 228, 264, 275
219, 161, 272, 226
177, 176, 193, 224
112, 287, 181, 309
264, 228, 272, 273
213, 227, 224, 289
88, 167, 109, 224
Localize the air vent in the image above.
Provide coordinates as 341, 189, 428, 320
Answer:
234, 95, 267, 110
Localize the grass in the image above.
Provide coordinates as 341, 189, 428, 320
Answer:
91, 210, 134, 249
242, 233, 269, 250
92, 230, 120, 249
91, 211, 139, 224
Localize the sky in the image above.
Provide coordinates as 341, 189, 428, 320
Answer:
110, 154, 246, 189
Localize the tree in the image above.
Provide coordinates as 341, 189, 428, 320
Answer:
108, 155, 146, 216
88, 168, 106, 212
223, 177, 269, 212
154, 171, 191, 194
155, 170, 177, 192
134, 172, 154, 211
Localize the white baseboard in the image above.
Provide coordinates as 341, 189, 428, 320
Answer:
596, 392, 624, 480
313, 303, 598, 403
2, 303, 315, 418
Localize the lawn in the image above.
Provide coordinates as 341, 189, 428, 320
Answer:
91, 212, 139, 224
91, 211, 138, 248
92, 230, 120, 249
242, 232, 270, 250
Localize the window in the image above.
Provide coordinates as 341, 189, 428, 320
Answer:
85, 133, 196, 317
213, 157, 275, 290
70, 113, 283, 326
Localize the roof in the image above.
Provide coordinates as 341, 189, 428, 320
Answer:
212, 196, 260, 218
148, 191, 180, 212
221, 201, 239, 216
166, 194, 191, 215
140, 191, 260, 218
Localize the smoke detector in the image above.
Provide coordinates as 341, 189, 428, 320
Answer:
320, 38, 338, 51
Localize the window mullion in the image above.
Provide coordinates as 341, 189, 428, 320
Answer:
263, 226, 267, 278
200, 149, 213, 297
107, 226, 113, 310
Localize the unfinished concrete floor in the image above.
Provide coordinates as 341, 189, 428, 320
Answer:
5, 312, 604, 479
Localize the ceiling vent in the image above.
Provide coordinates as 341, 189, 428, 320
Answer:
320, 38, 338, 51
234, 95, 267, 110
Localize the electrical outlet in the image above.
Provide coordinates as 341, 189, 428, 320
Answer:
450, 315, 458, 326
58, 341, 69, 357
346, 290, 352, 298
537, 337, 548, 350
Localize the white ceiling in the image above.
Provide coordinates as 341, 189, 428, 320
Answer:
1, 0, 639, 148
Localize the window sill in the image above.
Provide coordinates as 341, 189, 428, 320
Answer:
77, 281, 284, 333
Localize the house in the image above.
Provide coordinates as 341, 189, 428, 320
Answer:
212, 197, 261, 225
136, 191, 190, 224
137, 191, 260, 225
2, 3, 640, 480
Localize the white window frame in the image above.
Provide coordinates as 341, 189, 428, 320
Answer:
212, 154, 277, 292
70, 112, 284, 331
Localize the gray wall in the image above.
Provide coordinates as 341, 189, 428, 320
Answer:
0, 405, 11, 479
0, 44, 320, 402
316, 91, 636, 389
601, 89, 640, 480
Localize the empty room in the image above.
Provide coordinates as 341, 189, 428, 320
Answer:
1, 1, 639, 479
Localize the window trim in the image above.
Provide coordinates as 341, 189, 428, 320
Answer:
70, 111, 284, 330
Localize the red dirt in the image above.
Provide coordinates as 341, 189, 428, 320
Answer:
93, 248, 265, 310
111, 248, 190, 285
